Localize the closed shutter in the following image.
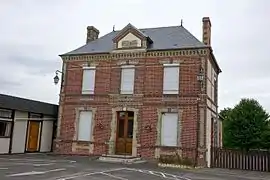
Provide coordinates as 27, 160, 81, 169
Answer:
78, 111, 92, 141
163, 65, 179, 94
120, 66, 135, 94
161, 113, 178, 146
82, 68, 96, 94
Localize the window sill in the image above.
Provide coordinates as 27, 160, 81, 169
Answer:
163, 92, 179, 95
81, 92, 94, 95
158, 145, 181, 148
120, 92, 134, 95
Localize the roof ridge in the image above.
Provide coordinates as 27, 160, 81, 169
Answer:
139, 25, 182, 31
113, 24, 182, 32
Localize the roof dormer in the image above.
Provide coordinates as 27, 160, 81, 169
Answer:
112, 23, 153, 52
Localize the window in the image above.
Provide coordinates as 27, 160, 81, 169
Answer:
0, 109, 12, 119
122, 41, 130, 48
163, 64, 179, 94
82, 67, 96, 94
29, 113, 42, 120
0, 121, 12, 137
78, 111, 92, 141
214, 76, 217, 104
121, 40, 139, 48
130, 40, 138, 47
161, 113, 178, 146
120, 65, 135, 94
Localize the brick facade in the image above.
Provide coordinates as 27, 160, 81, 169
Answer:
54, 18, 221, 167
54, 54, 212, 165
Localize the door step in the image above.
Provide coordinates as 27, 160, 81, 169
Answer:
98, 154, 146, 164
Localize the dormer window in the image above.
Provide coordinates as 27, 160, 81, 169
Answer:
112, 23, 153, 51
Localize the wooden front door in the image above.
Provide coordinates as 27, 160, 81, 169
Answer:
27, 121, 40, 152
115, 111, 134, 155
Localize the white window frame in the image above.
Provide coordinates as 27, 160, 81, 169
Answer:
120, 65, 135, 94
163, 64, 180, 94
77, 111, 93, 141
161, 112, 179, 147
82, 66, 96, 94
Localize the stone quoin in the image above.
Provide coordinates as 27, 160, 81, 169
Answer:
54, 17, 222, 168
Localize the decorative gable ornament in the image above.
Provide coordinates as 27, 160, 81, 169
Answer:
112, 23, 153, 49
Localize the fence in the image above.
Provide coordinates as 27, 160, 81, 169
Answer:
211, 147, 270, 172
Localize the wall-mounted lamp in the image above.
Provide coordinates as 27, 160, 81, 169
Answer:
197, 68, 204, 82
53, 70, 63, 85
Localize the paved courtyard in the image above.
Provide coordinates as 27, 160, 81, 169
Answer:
0, 154, 269, 180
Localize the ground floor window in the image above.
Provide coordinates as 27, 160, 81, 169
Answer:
0, 120, 12, 137
161, 112, 178, 146
78, 111, 93, 141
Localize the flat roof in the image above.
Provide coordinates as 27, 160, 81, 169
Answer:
0, 94, 58, 116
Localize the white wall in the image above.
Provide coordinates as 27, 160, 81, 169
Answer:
11, 111, 28, 153
11, 111, 56, 154
40, 120, 54, 152
0, 138, 10, 154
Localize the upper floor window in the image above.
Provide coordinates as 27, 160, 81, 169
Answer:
82, 67, 96, 94
163, 64, 180, 94
121, 41, 130, 48
214, 76, 217, 103
120, 65, 135, 94
121, 40, 139, 48
130, 40, 138, 47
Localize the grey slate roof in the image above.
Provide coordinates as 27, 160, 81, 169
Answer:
0, 94, 58, 116
62, 25, 207, 55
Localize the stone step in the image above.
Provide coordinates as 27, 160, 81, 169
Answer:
98, 155, 146, 164
101, 154, 134, 159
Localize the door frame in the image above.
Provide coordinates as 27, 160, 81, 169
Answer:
115, 111, 134, 155
25, 112, 43, 153
109, 107, 139, 157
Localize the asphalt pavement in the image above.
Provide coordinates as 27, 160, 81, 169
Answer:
0, 154, 269, 180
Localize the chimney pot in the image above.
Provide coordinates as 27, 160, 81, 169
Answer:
86, 26, 100, 43
202, 17, 211, 46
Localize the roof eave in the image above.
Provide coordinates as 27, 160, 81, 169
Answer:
147, 46, 208, 52
59, 51, 111, 58
209, 47, 222, 74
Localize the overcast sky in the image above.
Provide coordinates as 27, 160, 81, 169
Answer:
0, 0, 269, 112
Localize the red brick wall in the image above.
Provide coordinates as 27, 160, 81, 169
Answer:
55, 55, 206, 162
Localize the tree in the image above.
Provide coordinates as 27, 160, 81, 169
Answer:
220, 98, 270, 151
219, 108, 232, 148
261, 123, 270, 150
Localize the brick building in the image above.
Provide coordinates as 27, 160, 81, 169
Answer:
54, 17, 222, 167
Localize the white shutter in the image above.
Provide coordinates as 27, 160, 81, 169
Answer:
161, 113, 178, 146
163, 65, 179, 94
82, 68, 96, 94
120, 66, 135, 94
78, 111, 92, 141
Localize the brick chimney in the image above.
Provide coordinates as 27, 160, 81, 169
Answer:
86, 26, 100, 43
202, 17, 211, 46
